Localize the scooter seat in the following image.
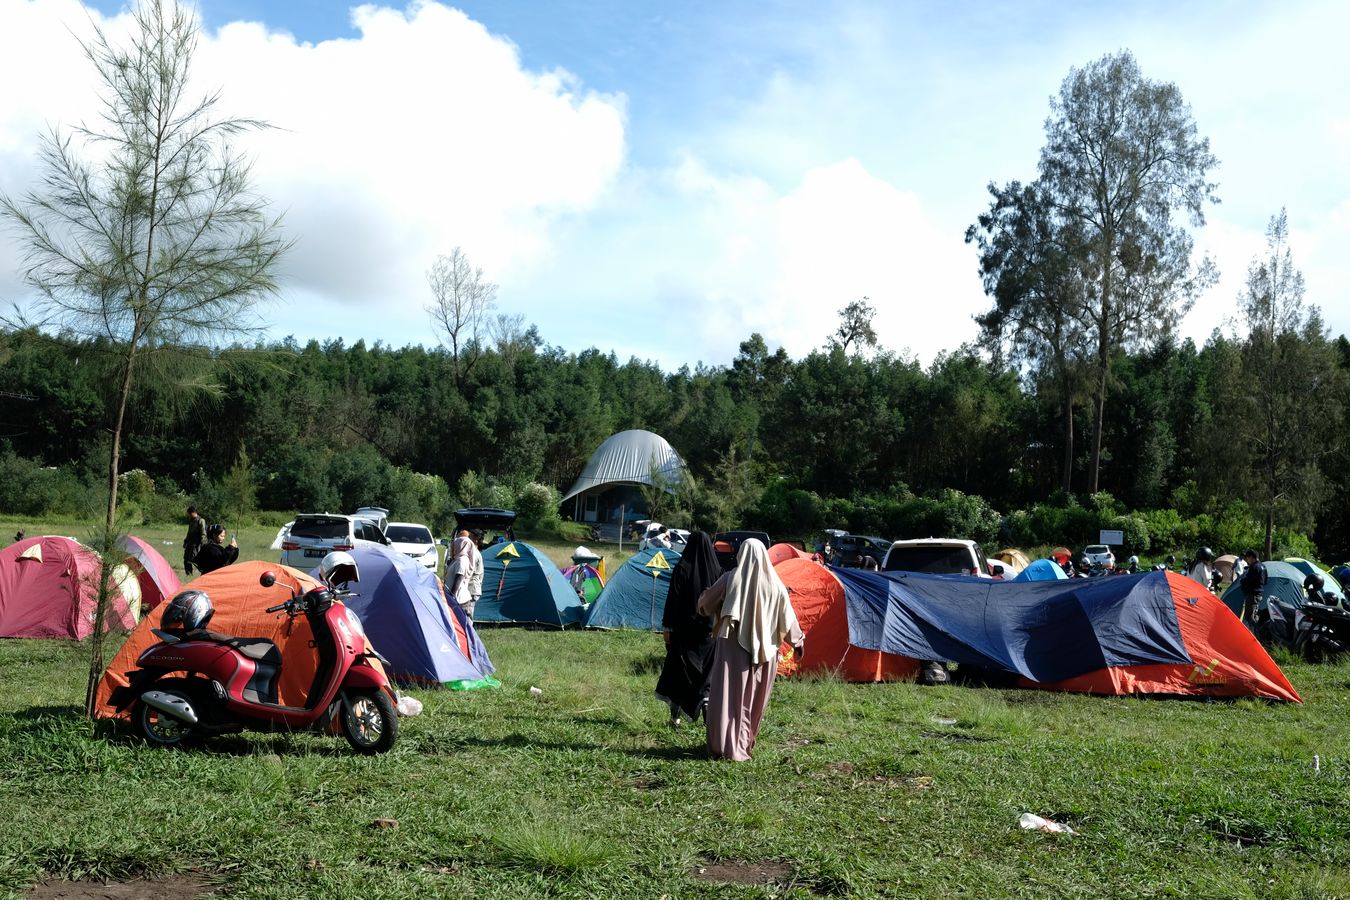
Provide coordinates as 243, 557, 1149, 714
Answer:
184, 629, 280, 663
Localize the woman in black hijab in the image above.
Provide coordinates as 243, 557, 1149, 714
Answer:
655, 531, 722, 727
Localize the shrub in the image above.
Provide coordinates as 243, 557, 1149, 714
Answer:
515, 482, 562, 534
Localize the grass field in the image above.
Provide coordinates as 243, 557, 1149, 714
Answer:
2, 520, 1349, 897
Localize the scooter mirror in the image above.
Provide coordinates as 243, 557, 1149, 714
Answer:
260, 571, 277, 588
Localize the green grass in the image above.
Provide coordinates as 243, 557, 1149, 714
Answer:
3, 517, 1349, 896
1, 628, 1349, 898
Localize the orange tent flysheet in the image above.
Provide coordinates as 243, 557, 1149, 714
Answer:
774, 557, 918, 682
95, 561, 331, 718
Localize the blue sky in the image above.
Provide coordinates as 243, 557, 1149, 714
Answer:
3, 0, 1348, 369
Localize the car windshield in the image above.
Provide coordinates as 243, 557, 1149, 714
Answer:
289, 517, 349, 540
884, 547, 976, 575
1086, 545, 1109, 554
386, 525, 432, 544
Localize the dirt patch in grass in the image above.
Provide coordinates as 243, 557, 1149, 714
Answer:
24, 874, 215, 900
692, 859, 794, 886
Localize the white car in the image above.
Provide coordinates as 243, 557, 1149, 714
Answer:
280, 513, 389, 568
385, 522, 438, 570
881, 538, 992, 578
1083, 544, 1116, 568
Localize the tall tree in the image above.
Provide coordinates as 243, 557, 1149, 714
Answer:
967, 180, 1093, 492
426, 247, 497, 385
832, 297, 879, 355
1038, 50, 1218, 492
1225, 210, 1343, 556
0, 0, 288, 711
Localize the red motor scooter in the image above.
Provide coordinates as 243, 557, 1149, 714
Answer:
110, 560, 399, 754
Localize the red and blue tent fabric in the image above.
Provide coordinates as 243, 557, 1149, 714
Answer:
320, 546, 496, 689
476, 541, 586, 627
774, 558, 918, 682
585, 547, 681, 630
0, 536, 137, 639
833, 568, 1300, 702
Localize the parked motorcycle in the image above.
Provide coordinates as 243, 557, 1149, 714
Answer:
1255, 573, 1350, 662
109, 552, 399, 753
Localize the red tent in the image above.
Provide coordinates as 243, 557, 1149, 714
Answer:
117, 534, 182, 611
0, 536, 136, 639
774, 557, 918, 683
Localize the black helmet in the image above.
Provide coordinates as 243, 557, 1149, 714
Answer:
1196, 547, 1214, 562
207, 523, 225, 540
1304, 573, 1325, 593
162, 589, 213, 631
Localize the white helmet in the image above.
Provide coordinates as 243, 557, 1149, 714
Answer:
1128, 555, 1139, 565
320, 551, 359, 586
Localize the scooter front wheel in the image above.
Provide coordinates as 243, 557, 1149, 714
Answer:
342, 689, 398, 754
134, 679, 198, 748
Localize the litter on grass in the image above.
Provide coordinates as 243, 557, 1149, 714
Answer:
1018, 813, 1075, 834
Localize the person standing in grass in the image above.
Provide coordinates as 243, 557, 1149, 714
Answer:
183, 506, 206, 576
697, 538, 803, 761
465, 530, 484, 616
446, 534, 475, 619
193, 524, 238, 575
655, 531, 722, 728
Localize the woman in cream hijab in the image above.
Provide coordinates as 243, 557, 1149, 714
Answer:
446, 535, 476, 618
696, 538, 803, 761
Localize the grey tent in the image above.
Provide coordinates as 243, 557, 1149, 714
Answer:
563, 430, 685, 527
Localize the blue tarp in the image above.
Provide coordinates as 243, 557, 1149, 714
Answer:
1014, 559, 1069, 582
319, 546, 494, 686
585, 547, 681, 630
476, 541, 586, 627
832, 568, 1192, 683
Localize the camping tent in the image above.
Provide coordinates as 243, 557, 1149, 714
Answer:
767, 542, 814, 566
561, 563, 605, 603
1283, 558, 1346, 603
117, 534, 182, 611
325, 546, 495, 689
1013, 559, 1069, 582
0, 536, 137, 639
993, 548, 1032, 570
1214, 554, 1239, 586
774, 558, 917, 682
834, 568, 1300, 701
1221, 560, 1326, 618
585, 547, 680, 630
95, 561, 335, 717
475, 541, 587, 627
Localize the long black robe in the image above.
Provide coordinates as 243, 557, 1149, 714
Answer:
654, 531, 723, 718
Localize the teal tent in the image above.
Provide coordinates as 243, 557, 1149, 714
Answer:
476, 541, 586, 627
1220, 560, 1315, 617
1283, 557, 1346, 603
585, 547, 681, 630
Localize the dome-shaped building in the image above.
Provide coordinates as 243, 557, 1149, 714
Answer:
562, 430, 685, 529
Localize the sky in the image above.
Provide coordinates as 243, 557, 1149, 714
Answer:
1, 0, 1347, 371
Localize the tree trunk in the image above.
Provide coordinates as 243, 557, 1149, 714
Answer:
1061, 393, 1074, 493
85, 351, 138, 717
1263, 507, 1274, 560
1088, 362, 1107, 494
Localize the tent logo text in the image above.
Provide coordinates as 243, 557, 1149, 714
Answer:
1187, 658, 1226, 685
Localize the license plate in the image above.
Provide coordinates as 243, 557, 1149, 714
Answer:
304, 549, 327, 558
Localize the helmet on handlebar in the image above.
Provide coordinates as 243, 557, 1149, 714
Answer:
1304, 573, 1325, 594
320, 551, 359, 587
1127, 555, 1139, 565
162, 589, 213, 631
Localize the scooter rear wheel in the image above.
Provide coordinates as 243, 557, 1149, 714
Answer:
134, 679, 198, 748
342, 689, 398, 754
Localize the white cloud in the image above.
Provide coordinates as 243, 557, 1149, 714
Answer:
0, 0, 626, 327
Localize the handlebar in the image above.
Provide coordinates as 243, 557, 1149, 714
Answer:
265, 601, 289, 614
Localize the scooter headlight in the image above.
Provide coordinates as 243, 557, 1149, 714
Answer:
345, 606, 367, 639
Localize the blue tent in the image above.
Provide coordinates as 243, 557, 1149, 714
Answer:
1013, 559, 1069, 582
476, 541, 586, 627
317, 546, 496, 688
585, 547, 681, 630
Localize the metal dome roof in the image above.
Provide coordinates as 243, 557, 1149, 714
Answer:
561, 430, 685, 503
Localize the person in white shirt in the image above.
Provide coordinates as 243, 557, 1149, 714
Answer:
1187, 546, 1216, 590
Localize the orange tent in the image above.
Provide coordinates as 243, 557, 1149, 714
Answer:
95, 561, 330, 718
1024, 571, 1301, 701
767, 542, 814, 565
774, 557, 918, 682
